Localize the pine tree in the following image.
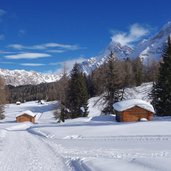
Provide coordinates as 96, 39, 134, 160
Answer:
67, 63, 89, 118
152, 37, 171, 116
103, 52, 123, 114
84, 74, 96, 98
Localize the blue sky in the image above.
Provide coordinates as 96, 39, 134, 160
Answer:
0, 0, 171, 73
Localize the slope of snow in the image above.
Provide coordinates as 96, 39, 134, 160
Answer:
0, 69, 61, 86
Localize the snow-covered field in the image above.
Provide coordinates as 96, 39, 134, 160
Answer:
0, 85, 171, 170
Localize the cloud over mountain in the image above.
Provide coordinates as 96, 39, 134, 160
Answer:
111, 24, 149, 46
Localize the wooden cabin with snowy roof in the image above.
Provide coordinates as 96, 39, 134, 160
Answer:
16, 110, 36, 123
113, 99, 154, 122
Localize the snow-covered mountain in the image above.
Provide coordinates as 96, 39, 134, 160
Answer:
0, 69, 61, 86
131, 22, 171, 60
80, 22, 171, 74
80, 42, 133, 75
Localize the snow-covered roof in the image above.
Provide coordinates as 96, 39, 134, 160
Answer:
16, 110, 37, 117
113, 99, 155, 113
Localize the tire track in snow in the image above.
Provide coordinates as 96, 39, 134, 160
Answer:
28, 128, 73, 171
0, 130, 67, 171
28, 128, 94, 171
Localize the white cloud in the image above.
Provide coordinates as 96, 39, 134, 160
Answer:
111, 23, 149, 46
0, 9, 6, 16
20, 63, 45, 66
50, 57, 86, 73
4, 52, 51, 59
8, 42, 81, 51
46, 49, 65, 53
43, 43, 80, 50
8, 44, 24, 50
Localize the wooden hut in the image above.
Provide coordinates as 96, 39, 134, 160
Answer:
16, 110, 36, 123
113, 99, 154, 122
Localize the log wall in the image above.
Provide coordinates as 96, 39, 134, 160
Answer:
116, 106, 153, 122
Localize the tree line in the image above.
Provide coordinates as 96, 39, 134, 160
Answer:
6, 82, 58, 103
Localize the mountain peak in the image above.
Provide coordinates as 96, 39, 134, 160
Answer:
80, 22, 171, 74
79, 40, 133, 75
0, 69, 61, 86
130, 22, 171, 60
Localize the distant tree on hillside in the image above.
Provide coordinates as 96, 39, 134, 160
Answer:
152, 36, 171, 116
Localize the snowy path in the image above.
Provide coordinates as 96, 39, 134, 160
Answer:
0, 128, 67, 171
